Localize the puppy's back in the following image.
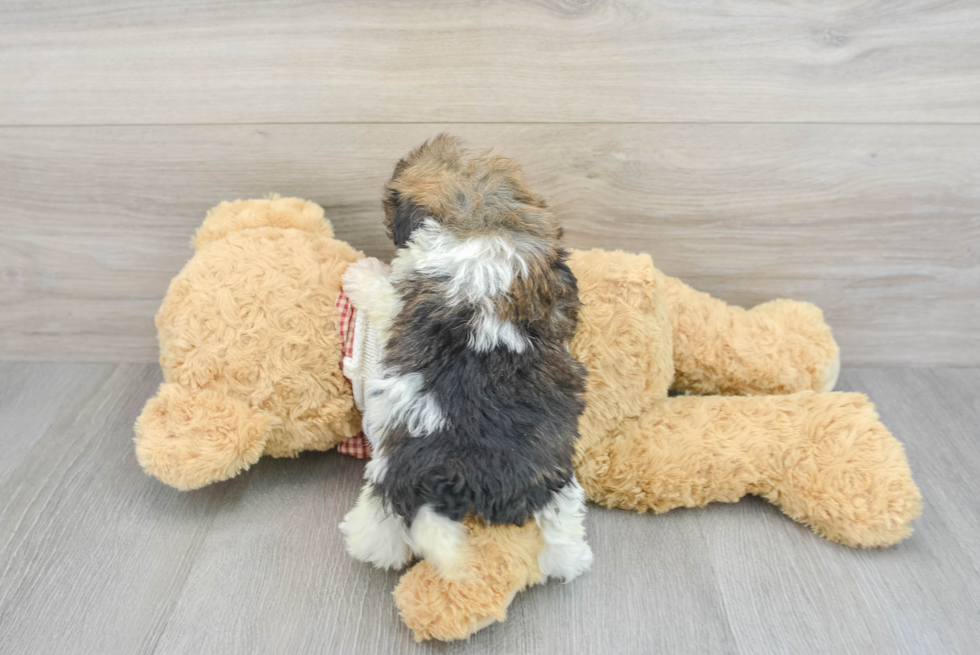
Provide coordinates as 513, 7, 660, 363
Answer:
369, 135, 587, 526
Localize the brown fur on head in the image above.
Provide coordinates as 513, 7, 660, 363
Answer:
383, 135, 577, 340
383, 134, 560, 247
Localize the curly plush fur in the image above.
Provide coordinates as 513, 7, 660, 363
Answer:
132, 188, 919, 643
134, 196, 363, 490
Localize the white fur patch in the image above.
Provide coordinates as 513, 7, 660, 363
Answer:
469, 303, 528, 353
365, 371, 447, 441
391, 219, 527, 305
339, 484, 413, 570
535, 478, 593, 582
364, 454, 388, 484
341, 257, 401, 340
389, 220, 533, 354
409, 505, 468, 579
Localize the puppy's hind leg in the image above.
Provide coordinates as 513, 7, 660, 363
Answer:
409, 505, 471, 581
535, 477, 594, 582
340, 484, 413, 570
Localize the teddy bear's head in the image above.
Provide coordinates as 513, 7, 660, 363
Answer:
135, 197, 362, 490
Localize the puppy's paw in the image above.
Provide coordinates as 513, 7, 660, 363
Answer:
539, 539, 593, 583
342, 257, 391, 302
341, 258, 399, 336
340, 486, 413, 570
535, 478, 593, 582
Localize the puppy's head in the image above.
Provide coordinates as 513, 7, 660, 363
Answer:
382, 134, 562, 249
383, 135, 579, 341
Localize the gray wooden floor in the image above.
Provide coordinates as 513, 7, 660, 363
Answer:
0, 364, 977, 655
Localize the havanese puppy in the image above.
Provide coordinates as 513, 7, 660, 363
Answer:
340, 135, 592, 582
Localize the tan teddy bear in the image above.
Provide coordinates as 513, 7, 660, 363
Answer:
135, 196, 362, 490
134, 196, 920, 641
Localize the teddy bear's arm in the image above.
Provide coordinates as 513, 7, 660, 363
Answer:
655, 271, 841, 396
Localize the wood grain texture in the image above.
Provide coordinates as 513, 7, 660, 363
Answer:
1, 124, 977, 364
1, 0, 979, 125
0, 364, 978, 654
0, 362, 116, 478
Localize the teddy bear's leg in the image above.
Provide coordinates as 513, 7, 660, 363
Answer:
339, 483, 414, 570
655, 271, 840, 396
575, 392, 921, 548
134, 382, 279, 490
393, 518, 545, 641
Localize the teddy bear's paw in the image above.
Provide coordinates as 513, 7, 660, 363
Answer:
134, 383, 276, 490
821, 348, 841, 392
393, 560, 520, 642
768, 393, 922, 548
392, 520, 548, 641
751, 299, 841, 394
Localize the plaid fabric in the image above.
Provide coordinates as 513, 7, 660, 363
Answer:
336, 433, 373, 459
335, 287, 372, 458
335, 290, 357, 359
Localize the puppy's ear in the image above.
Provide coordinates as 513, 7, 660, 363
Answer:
503, 250, 580, 342
384, 188, 427, 248
547, 255, 581, 341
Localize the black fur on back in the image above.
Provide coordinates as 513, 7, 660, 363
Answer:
372, 254, 587, 527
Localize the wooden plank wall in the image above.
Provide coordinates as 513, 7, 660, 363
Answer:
1, 1, 978, 364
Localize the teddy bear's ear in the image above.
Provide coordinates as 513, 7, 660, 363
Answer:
193, 196, 332, 249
